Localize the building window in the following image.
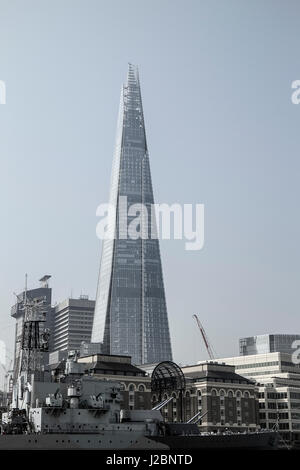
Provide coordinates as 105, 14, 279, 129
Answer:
129, 393, 135, 405
152, 395, 157, 407
279, 423, 290, 430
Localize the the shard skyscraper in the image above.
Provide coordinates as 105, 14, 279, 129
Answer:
91, 64, 172, 365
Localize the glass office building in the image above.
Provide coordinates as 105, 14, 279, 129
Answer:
239, 334, 300, 356
92, 65, 172, 365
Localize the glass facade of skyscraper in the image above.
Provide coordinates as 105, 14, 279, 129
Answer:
239, 334, 300, 356
92, 65, 172, 365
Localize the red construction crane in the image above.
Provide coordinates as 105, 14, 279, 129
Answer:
193, 314, 215, 360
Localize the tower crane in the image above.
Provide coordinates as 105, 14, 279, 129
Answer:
193, 314, 216, 360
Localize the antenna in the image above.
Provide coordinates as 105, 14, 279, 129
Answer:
24, 273, 28, 306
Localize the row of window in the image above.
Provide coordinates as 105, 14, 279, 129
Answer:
259, 402, 288, 409
267, 392, 288, 399
210, 389, 251, 398
119, 383, 146, 392
236, 361, 279, 369
259, 412, 289, 420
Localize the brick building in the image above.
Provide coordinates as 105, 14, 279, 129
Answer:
149, 361, 259, 432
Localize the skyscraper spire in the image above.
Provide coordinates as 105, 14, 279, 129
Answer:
92, 65, 172, 365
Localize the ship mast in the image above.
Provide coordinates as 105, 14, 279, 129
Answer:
18, 274, 50, 381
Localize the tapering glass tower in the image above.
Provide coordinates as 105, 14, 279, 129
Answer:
92, 64, 172, 365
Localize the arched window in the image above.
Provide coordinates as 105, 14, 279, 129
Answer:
211, 389, 217, 396
198, 390, 202, 397
138, 384, 145, 392
128, 384, 136, 392
220, 389, 225, 397
171, 393, 177, 412
185, 390, 191, 419
236, 390, 241, 398
244, 391, 250, 398
119, 383, 126, 391
228, 390, 233, 398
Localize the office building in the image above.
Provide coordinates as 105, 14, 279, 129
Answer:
240, 334, 300, 356
53, 296, 95, 352
217, 352, 300, 444
92, 64, 172, 365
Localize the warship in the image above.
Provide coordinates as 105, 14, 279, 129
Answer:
0, 293, 278, 450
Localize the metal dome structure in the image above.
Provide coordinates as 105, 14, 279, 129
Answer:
151, 361, 186, 396
151, 361, 186, 422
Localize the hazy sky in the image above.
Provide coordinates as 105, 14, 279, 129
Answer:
0, 0, 299, 382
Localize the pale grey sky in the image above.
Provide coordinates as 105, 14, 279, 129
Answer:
0, 0, 299, 381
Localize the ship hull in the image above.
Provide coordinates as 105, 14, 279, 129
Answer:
149, 431, 278, 450
0, 431, 278, 450
0, 432, 168, 450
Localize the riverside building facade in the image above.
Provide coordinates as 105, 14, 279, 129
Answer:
148, 361, 259, 431
217, 352, 300, 444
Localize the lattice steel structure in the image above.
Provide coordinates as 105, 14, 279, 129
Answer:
19, 293, 50, 380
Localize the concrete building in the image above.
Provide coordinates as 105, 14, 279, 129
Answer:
0, 391, 5, 408
79, 341, 102, 357
52, 296, 95, 352
240, 334, 300, 356
216, 352, 300, 444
